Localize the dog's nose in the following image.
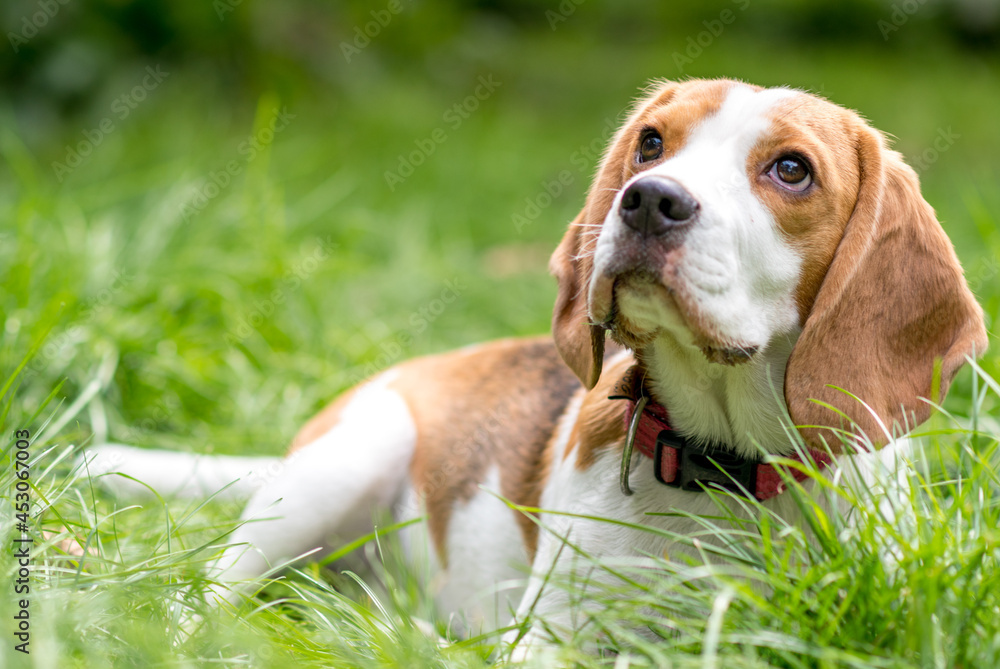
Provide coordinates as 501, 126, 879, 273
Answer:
619, 176, 699, 236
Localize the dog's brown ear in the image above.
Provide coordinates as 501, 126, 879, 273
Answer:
785, 125, 987, 450
551, 213, 605, 389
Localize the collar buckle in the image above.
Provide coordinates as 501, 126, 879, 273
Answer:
655, 432, 757, 497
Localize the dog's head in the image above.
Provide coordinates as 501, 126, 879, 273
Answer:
552, 79, 987, 450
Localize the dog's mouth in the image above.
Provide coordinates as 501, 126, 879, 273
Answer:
589, 267, 647, 328
590, 270, 760, 367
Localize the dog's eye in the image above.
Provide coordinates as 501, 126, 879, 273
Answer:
638, 132, 663, 163
768, 156, 812, 192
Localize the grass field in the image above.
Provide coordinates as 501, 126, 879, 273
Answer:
2, 15, 1000, 668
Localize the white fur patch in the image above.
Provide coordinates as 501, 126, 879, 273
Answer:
590, 84, 806, 456
435, 465, 528, 633
208, 371, 418, 596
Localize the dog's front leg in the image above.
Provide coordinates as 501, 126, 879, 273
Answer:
503, 517, 581, 662
502, 450, 643, 661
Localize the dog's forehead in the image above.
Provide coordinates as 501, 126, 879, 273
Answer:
637, 81, 842, 154
684, 85, 797, 147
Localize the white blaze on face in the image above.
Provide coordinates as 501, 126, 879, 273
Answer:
592, 85, 804, 352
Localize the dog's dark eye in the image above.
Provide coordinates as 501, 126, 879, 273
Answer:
638, 132, 663, 163
768, 156, 812, 192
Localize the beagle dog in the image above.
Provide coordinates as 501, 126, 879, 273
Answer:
88, 78, 987, 653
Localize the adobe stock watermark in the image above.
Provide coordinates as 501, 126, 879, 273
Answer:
242, 369, 481, 495
52, 65, 170, 182
22, 269, 136, 380
383, 75, 502, 191
8, 0, 71, 53
966, 254, 999, 294
340, 0, 410, 62
911, 126, 958, 174
878, 0, 930, 40
225, 236, 336, 346
397, 404, 512, 517
546, 0, 585, 30
213, 0, 243, 21
513, 116, 618, 232
115, 396, 180, 445
672, 0, 751, 73
180, 107, 295, 220
346, 278, 467, 385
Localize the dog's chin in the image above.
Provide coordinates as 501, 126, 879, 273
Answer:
590, 272, 665, 349
595, 273, 762, 367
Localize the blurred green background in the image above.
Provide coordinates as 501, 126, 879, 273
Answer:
1, 0, 998, 454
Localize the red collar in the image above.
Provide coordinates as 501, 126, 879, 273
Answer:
610, 366, 832, 500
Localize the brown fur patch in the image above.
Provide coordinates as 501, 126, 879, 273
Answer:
389, 337, 581, 563
567, 354, 635, 470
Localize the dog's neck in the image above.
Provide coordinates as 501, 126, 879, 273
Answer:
634, 330, 801, 459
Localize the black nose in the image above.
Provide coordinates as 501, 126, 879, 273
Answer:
618, 176, 699, 236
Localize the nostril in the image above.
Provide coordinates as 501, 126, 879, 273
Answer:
622, 189, 641, 211
659, 195, 699, 221
658, 198, 674, 219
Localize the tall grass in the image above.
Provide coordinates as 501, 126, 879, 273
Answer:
3, 341, 1000, 667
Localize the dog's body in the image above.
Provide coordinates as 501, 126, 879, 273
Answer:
88, 79, 987, 653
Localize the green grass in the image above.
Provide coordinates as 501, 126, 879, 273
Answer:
2, 23, 1000, 668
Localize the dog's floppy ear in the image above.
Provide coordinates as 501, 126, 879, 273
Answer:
785, 124, 988, 450
551, 213, 605, 388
